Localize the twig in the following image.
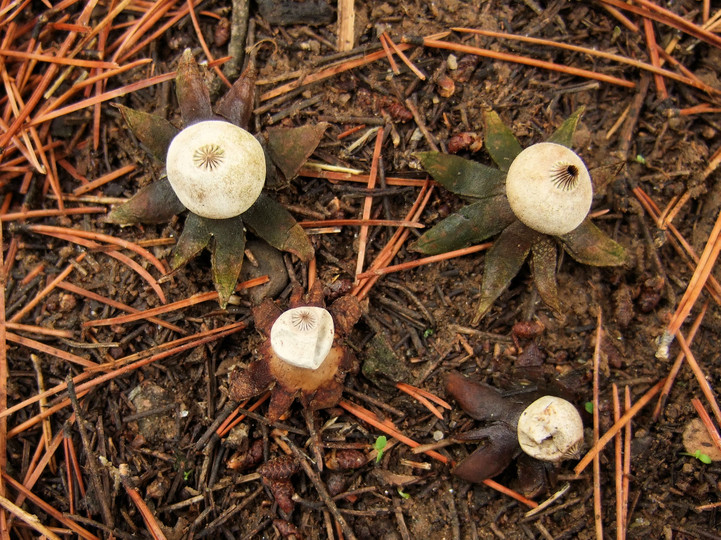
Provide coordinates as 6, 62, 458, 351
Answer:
0, 494, 62, 540
675, 332, 721, 428
653, 302, 707, 420
592, 313, 603, 540
337, 0, 356, 52
3, 472, 99, 540
82, 276, 267, 328
622, 387, 632, 535
285, 437, 358, 540
66, 376, 114, 528
222, 0, 250, 80
452, 27, 718, 95
356, 242, 492, 279
612, 384, 623, 540
0, 218, 7, 527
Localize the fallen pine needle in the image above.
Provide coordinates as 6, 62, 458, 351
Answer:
691, 397, 721, 457
356, 242, 492, 280
0, 494, 62, 540
82, 276, 268, 328
339, 399, 537, 508
575, 378, 665, 476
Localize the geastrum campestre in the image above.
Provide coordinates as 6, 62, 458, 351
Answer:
412, 108, 625, 323
228, 281, 361, 421
107, 50, 328, 306
445, 371, 584, 496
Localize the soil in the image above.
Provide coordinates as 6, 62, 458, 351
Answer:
2, 1, 721, 539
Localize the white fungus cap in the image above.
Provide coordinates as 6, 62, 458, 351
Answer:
517, 395, 584, 462
270, 307, 335, 370
166, 120, 266, 219
505, 142, 592, 236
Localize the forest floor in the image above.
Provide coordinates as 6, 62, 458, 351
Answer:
1, 0, 721, 538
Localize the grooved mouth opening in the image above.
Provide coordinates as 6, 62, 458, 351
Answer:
291, 309, 317, 332
550, 162, 579, 191
193, 144, 225, 170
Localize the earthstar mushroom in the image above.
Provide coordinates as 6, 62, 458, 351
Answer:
229, 282, 361, 421
445, 371, 583, 493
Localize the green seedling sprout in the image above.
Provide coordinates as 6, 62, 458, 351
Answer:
681, 450, 712, 464
374, 435, 388, 463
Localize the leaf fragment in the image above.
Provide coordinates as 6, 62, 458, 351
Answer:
547, 107, 585, 148
216, 60, 257, 129
530, 237, 561, 313
210, 216, 246, 308
171, 212, 211, 270
175, 49, 212, 124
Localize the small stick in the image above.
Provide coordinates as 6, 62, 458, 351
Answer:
592, 313, 603, 540
653, 302, 707, 420
222, 0, 250, 80
612, 384, 623, 540
384, 33, 426, 80
379, 33, 400, 74
354, 127, 384, 282
396, 382, 444, 420
642, 17, 668, 99
404, 97, 438, 152
356, 242, 492, 279
337, 0, 355, 52
57, 281, 184, 334
30, 355, 56, 474
417, 37, 635, 89
0, 219, 7, 530
72, 164, 135, 196
285, 437, 358, 540
1, 323, 247, 421
622, 388, 632, 536
676, 332, 721, 428
66, 376, 114, 528
0, 206, 106, 221
83, 276, 268, 328
218, 393, 271, 437
3, 472, 99, 540
10, 253, 86, 323
0, 494, 62, 540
